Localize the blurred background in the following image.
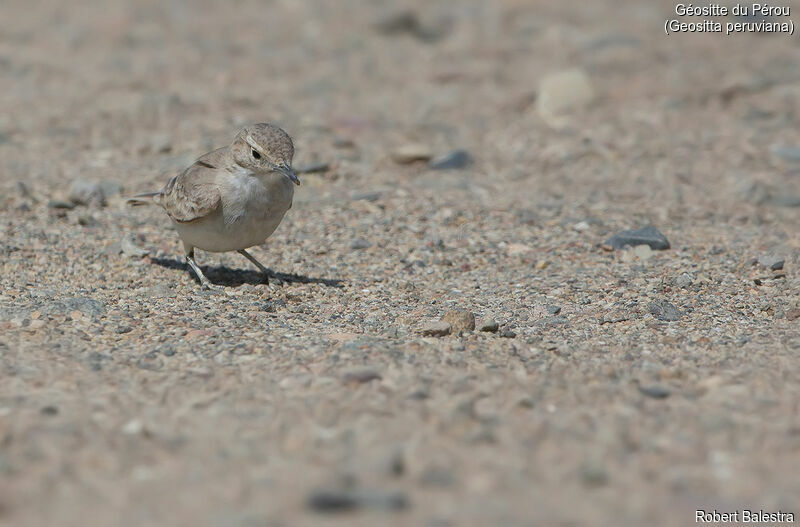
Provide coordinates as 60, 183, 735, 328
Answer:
1, 1, 799, 526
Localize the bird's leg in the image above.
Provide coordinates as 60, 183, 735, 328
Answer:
238, 249, 270, 284
185, 249, 217, 290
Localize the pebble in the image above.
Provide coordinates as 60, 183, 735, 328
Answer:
673, 273, 694, 288
68, 179, 106, 207
373, 9, 445, 42
307, 489, 409, 513
40, 405, 59, 416
390, 144, 433, 164
349, 238, 372, 250
295, 162, 329, 174
442, 309, 475, 333
638, 384, 671, 399
420, 320, 451, 337
477, 319, 499, 332
499, 328, 517, 338
136, 351, 165, 371
537, 69, 595, 118
48, 199, 76, 210
351, 191, 382, 202
605, 226, 670, 250
342, 368, 382, 385
757, 254, 785, 271
633, 244, 653, 260
648, 300, 682, 322
770, 144, 800, 162
546, 305, 562, 315
580, 461, 609, 487
121, 235, 150, 258
429, 150, 472, 170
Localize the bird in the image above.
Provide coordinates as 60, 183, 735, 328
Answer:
127, 123, 299, 289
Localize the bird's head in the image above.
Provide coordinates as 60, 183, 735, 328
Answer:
231, 123, 299, 185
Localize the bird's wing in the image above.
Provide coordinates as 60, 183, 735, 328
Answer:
158, 151, 227, 223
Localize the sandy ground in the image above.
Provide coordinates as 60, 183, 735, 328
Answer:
1, 1, 799, 525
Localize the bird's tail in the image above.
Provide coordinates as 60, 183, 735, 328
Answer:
126, 192, 160, 207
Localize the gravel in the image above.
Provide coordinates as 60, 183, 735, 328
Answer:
1, 2, 799, 527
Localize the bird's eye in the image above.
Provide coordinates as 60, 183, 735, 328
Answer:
251, 149, 261, 159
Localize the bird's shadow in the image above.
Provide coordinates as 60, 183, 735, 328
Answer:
149, 257, 344, 288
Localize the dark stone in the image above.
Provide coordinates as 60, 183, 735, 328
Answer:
307, 489, 409, 513
295, 162, 329, 174
342, 368, 382, 385
429, 150, 473, 170
48, 200, 76, 210
758, 254, 785, 271
40, 405, 59, 416
605, 226, 670, 250
638, 384, 671, 399
350, 238, 372, 250
771, 145, 800, 162
545, 305, 562, 315
648, 300, 682, 322
499, 328, 517, 338
351, 191, 382, 202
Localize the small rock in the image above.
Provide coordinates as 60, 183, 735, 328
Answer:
40, 405, 59, 416
772, 194, 800, 208
122, 419, 144, 435
648, 300, 682, 322
506, 243, 534, 256
786, 308, 800, 321
537, 69, 595, 118
350, 238, 372, 250
68, 179, 106, 207
351, 191, 382, 202
374, 10, 420, 34
97, 180, 122, 199
48, 199, 76, 210
16, 181, 35, 201
477, 319, 499, 332
333, 137, 356, 149
580, 462, 609, 487
342, 368, 382, 385
499, 328, 517, 338
638, 384, 671, 399
546, 305, 562, 315
429, 150, 472, 170
605, 226, 670, 250
295, 162, 329, 174
420, 320, 451, 337
771, 144, 800, 162
373, 10, 446, 42
673, 273, 694, 288
441, 310, 475, 333
633, 244, 653, 260
136, 351, 164, 371
419, 466, 456, 487
391, 144, 432, 164
757, 254, 785, 271
121, 235, 150, 258
307, 489, 409, 513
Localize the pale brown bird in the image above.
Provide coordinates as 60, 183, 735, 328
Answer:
128, 123, 299, 289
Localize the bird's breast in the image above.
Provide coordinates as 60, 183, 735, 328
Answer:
220, 171, 293, 225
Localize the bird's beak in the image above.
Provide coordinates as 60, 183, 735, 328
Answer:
276, 163, 300, 185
